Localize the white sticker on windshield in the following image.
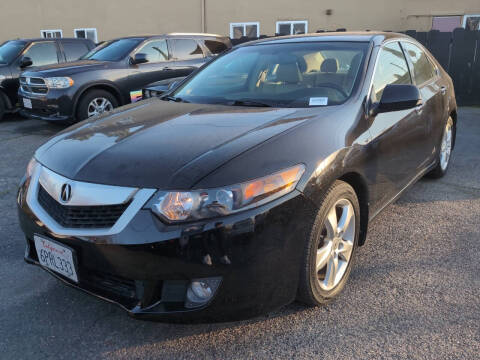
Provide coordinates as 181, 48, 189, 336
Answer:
309, 97, 328, 106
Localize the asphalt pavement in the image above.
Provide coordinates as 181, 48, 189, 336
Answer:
0, 108, 479, 359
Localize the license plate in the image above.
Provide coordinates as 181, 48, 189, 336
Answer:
23, 98, 32, 109
34, 235, 78, 283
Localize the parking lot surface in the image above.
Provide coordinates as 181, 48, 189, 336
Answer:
1, 108, 479, 359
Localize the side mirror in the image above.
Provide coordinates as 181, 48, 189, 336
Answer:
370, 84, 422, 116
20, 56, 33, 68
131, 53, 148, 65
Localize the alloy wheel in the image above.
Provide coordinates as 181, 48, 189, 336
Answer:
316, 198, 356, 291
87, 97, 114, 118
440, 118, 453, 171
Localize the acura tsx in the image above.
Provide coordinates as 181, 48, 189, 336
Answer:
17, 32, 456, 322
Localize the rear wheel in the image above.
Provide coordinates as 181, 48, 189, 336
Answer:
427, 116, 454, 179
76, 89, 118, 121
297, 180, 360, 305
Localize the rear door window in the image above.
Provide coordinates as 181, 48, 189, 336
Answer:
62, 41, 89, 62
170, 39, 204, 60
203, 40, 228, 55
402, 42, 436, 85
371, 42, 411, 100
23, 42, 59, 67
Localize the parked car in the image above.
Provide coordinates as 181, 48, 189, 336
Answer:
0, 38, 94, 120
142, 76, 186, 99
18, 32, 456, 322
18, 33, 232, 123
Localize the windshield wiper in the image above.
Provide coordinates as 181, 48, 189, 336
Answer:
229, 99, 275, 107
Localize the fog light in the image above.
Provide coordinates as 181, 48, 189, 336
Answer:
185, 277, 221, 309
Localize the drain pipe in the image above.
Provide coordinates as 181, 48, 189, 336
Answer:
201, 0, 206, 32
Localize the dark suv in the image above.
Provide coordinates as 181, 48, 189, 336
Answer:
0, 38, 94, 120
18, 33, 231, 122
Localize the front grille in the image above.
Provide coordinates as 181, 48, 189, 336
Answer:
20, 77, 48, 95
29, 77, 45, 85
37, 186, 130, 228
21, 84, 48, 94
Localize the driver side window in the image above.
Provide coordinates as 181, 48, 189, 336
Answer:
23, 42, 59, 67
372, 42, 411, 101
137, 40, 169, 63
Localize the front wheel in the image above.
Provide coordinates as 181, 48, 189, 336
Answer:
0, 96, 5, 121
427, 116, 454, 179
297, 180, 360, 306
76, 89, 118, 121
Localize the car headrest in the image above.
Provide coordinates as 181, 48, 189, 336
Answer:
276, 62, 302, 83
348, 53, 362, 76
321, 58, 339, 73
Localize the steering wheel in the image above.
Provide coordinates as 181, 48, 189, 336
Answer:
315, 83, 348, 98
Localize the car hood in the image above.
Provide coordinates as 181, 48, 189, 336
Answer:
21, 60, 110, 77
35, 100, 336, 189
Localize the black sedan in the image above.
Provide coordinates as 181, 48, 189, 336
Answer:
17, 32, 456, 322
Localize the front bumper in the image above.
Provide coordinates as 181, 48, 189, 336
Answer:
17, 172, 317, 322
18, 88, 75, 122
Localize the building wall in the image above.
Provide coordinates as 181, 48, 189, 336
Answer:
0, 0, 203, 42
0, 0, 479, 43
206, 0, 480, 35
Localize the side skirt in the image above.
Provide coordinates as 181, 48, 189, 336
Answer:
369, 161, 437, 222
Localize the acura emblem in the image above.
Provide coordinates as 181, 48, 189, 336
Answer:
60, 183, 72, 202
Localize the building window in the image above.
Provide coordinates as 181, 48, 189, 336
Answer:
230, 22, 260, 39
74, 28, 98, 43
41, 29, 62, 38
276, 21, 308, 36
432, 16, 462, 32
463, 15, 480, 30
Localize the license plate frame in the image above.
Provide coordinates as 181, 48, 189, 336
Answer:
23, 98, 32, 109
34, 235, 79, 283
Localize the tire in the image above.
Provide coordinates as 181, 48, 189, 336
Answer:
0, 95, 5, 121
297, 180, 360, 306
426, 116, 454, 179
76, 89, 118, 121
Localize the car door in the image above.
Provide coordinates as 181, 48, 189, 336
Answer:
127, 38, 173, 102
365, 41, 427, 214
167, 38, 207, 77
401, 41, 445, 163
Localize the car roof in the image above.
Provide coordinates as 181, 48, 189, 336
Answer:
12, 38, 91, 43
167, 33, 228, 39
238, 31, 411, 47
102, 33, 229, 43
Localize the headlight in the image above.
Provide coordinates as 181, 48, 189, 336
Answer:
26, 158, 38, 178
44, 77, 74, 89
148, 164, 305, 222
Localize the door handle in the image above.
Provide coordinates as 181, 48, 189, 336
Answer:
163, 67, 173, 71
440, 86, 447, 95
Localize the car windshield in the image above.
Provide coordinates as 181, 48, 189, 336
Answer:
172, 41, 369, 107
0, 40, 26, 64
82, 38, 143, 62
